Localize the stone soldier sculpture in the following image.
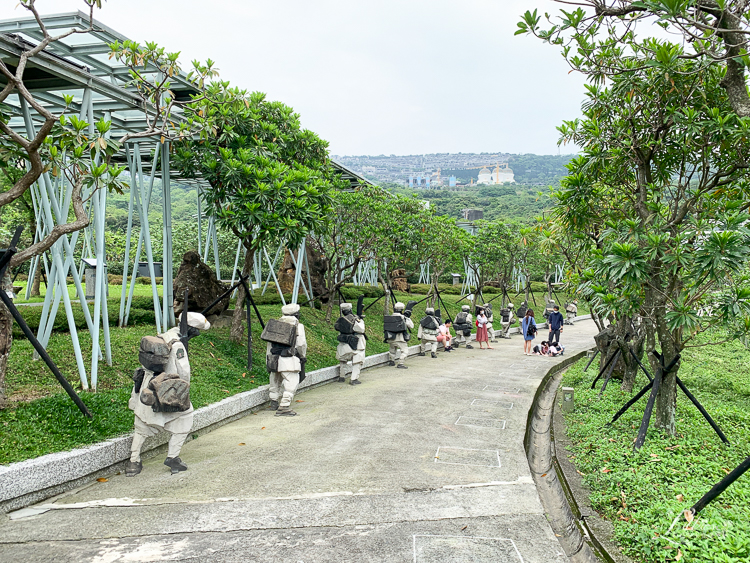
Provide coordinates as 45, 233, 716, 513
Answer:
565, 301, 578, 325
516, 301, 528, 320
126, 312, 211, 477
384, 302, 414, 369
452, 304, 474, 349
335, 302, 366, 385
483, 303, 497, 342
263, 303, 308, 417
418, 307, 440, 358
499, 302, 515, 339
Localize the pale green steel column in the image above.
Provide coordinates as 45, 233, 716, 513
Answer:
161, 141, 176, 328
119, 144, 138, 326
20, 97, 89, 388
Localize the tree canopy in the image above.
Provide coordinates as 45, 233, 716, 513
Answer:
521, 2, 750, 435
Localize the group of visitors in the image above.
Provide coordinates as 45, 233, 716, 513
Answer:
521, 304, 566, 356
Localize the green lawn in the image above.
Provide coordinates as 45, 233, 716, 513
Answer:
0, 287, 571, 465
11, 280, 158, 304
559, 334, 750, 563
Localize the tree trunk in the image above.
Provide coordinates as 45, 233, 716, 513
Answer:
525, 274, 531, 308
30, 257, 41, 297
653, 314, 680, 435
324, 269, 337, 323
0, 271, 13, 408
230, 245, 254, 344
325, 277, 345, 323
379, 269, 391, 316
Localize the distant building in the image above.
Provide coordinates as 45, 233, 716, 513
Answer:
477, 164, 515, 185
462, 208, 483, 221
409, 175, 431, 188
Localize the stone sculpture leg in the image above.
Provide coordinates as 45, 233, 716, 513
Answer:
350, 362, 362, 382
279, 371, 300, 407
388, 342, 400, 362
130, 416, 161, 463
396, 341, 408, 365
269, 371, 283, 403
167, 431, 189, 459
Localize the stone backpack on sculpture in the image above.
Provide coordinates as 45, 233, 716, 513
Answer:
262, 318, 299, 372
138, 336, 171, 373
453, 311, 472, 336
420, 315, 439, 331
334, 314, 356, 334
383, 314, 410, 341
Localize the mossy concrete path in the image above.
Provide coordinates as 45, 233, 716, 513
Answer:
0, 320, 597, 562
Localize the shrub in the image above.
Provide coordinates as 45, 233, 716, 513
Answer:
340, 285, 385, 299
408, 283, 464, 295
135, 276, 163, 285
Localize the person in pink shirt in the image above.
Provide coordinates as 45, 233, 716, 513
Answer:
437, 321, 453, 352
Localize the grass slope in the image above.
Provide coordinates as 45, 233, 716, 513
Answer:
560, 333, 750, 562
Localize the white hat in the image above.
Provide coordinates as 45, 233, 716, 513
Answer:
508, 303, 514, 308
394, 302, 405, 311
281, 303, 300, 316
340, 302, 353, 311
461, 304, 470, 311
425, 307, 435, 315
180, 312, 211, 331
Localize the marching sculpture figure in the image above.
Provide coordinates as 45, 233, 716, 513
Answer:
453, 304, 474, 349
126, 312, 211, 477
499, 303, 515, 339
565, 301, 578, 325
263, 303, 308, 417
483, 303, 497, 342
335, 302, 366, 385
418, 307, 440, 358
384, 302, 414, 369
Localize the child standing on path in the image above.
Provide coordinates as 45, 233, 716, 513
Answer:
522, 309, 537, 355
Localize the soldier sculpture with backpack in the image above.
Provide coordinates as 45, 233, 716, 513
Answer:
418, 307, 440, 358
335, 300, 367, 385
384, 302, 414, 368
126, 312, 211, 477
452, 304, 474, 349
262, 303, 307, 416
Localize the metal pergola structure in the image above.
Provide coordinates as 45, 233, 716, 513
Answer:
1, 11, 358, 389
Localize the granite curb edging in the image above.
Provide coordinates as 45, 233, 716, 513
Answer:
525, 345, 623, 563
0, 314, 592, 514
553, 383, 634, 563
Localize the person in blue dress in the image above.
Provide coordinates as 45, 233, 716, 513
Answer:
521, 309, 537, 355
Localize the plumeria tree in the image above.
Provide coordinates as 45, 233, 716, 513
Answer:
369, 193, 430, 315
308, 185, 388, 321
174, 89, 342, 341
521, 6, 750, 433
417, 214, 470, 308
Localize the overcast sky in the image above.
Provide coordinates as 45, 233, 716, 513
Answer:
1, 0, 586, 156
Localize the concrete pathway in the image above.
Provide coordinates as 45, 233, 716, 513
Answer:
0, 320, 597, 562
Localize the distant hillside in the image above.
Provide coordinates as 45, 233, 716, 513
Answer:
333, 152, 574, 187
386, 183, 554, 224
508, 154, 573, 185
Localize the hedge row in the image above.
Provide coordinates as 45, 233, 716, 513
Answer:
13, 296, 158, 338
